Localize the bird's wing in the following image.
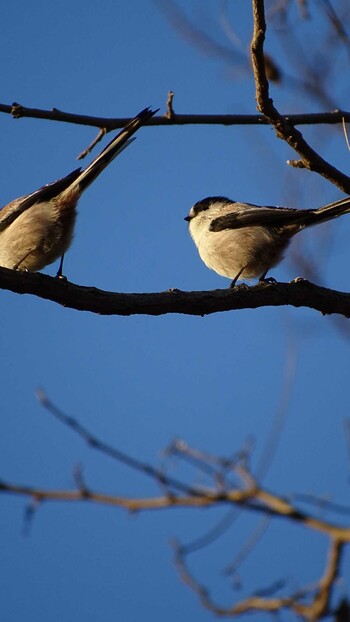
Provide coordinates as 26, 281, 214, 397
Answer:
209, 203, 312, 231
0, 169, 82, 231
0, 107, 158, 232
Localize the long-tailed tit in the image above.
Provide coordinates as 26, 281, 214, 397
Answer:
185, 195, 350, 285
0, 107, 157, 274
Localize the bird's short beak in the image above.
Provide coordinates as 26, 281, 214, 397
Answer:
184, 215, 191, 222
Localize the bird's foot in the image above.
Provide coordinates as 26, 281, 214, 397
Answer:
258, 276, 277, 285
56, 272, 68, 282
230, 281, 249, 290
290, 276, 307, 284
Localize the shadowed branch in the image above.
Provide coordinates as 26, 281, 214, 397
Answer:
0, 269, 349, 317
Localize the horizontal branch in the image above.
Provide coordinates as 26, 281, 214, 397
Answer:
2, 476, 350, 540
0, 269, 349, 317
1, 102, 350, 130
26, 394, 350, 540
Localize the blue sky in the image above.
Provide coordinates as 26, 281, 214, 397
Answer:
1, 1, 350, 620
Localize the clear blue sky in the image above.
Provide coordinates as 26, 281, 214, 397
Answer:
1, 1, 350, 620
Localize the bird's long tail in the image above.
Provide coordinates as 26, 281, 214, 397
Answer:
303, 195, 350, 227
68, 107, 157, 195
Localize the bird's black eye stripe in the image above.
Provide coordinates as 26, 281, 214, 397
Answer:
192, 196, 232, 215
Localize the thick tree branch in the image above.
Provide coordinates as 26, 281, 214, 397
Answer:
251, 0, 350, 194
0, 269, 349, 317
1, 102, 350, 130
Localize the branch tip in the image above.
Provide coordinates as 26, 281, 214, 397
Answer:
164, 90, 176, 120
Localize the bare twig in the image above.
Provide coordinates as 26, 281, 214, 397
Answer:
180, 342, 296, 573
1, 394, 349, 619
173, 534, 345, 619
223, 516, 271, 577
2, 466, 350, 537
321, 0, 350, 56
164, 91, 175, 120
77, 127, 107, 160
301, 538, 343, 621
153, 0, 247, 66
179, 337, 297, 564
250, 0, 350, 193
2, 102, 350, 129
35, 389, 202, 498
3, 393, 350, 541
294, 493, 350, 517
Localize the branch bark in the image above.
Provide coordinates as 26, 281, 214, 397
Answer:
173, 537, 344, 620
2, 102, 350, 129
0, 269, 349, 317
2, 474, 350, 540
250, 0, 350, 194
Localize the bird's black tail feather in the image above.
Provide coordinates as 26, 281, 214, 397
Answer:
67, 107, 157, 195
303, 196, 350, 227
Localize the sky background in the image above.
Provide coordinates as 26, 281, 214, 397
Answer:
1, 1, 350, 620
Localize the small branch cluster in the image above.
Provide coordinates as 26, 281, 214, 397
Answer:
0, 394, 349, 619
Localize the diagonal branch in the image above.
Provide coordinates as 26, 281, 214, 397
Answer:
304, 538, 344, 621
251, 0, 350, 194
35, 389, 203, 498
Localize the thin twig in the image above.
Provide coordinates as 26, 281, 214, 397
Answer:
172, 533, 344, 619
2, 102, 350, 128
35, 388, 204, 498
77, 127, 107, 160
4, 392, 350, 541
164, 91, 175, 120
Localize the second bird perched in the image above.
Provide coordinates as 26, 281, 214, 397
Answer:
185, 195, 350, 285
0, 107, 157, 274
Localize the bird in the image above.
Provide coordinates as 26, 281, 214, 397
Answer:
185, 195, 350, 285
0, 106, 157, 275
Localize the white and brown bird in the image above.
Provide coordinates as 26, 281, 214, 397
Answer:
0, 107, 157, 275
185, 195, 350, 285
